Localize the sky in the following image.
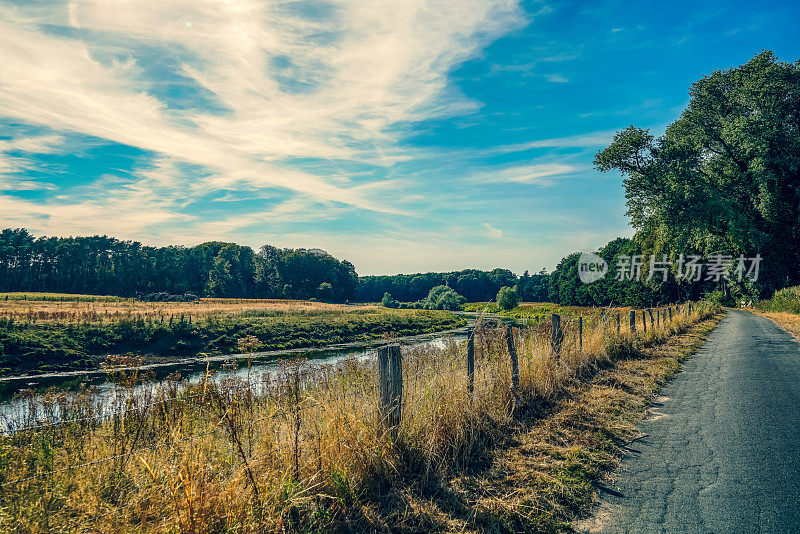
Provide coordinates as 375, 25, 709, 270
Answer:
0, 0, 798, 275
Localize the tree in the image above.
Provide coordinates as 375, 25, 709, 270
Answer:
421, 285, 466, 310
316, 282, 334, 302
595, 51, 800, 296
496, 286, 520, 310
381, 292, 399, 308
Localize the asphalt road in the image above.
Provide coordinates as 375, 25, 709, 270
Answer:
586, 309, 800, 533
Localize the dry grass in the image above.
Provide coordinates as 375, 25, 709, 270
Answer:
0, 303, 718, 532
0, 294, 376, 324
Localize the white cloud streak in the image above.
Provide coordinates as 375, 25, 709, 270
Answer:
0, 0, 526, 229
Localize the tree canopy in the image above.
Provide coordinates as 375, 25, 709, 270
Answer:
595, 51, 800, 295
0, 228, 358, 301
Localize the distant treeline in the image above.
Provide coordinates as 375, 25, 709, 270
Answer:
357, 268, 549, 303
0, 228, 357, 301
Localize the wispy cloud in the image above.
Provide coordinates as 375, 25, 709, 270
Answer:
483, 222, 503, 238
0, 0, 525, 226
491, 130, 617, 154
469, 162, 580, 185
544, 74, 569, 83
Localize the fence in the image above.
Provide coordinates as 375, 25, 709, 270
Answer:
0, 301, 707, 529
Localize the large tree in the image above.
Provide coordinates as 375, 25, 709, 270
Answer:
595, 51, 800, 295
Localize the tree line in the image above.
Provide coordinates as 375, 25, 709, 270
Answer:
0, 228, 358, 301
357, 268, 549, 303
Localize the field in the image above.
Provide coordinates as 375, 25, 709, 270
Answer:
462, 301, 631, 322
0, 294, 465, 377
0, 293, 378, 321
0, 301, 719, 532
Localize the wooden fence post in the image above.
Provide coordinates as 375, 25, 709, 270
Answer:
616, 313, 621, 333
378, 344, 403, 439
656, 308, 660, 328
648, 308, 654, 329
551, 313, 563, 358
578, 316, 583, 351
630, 310, 636, 332
642, 310, 647, 332
467, 328, 475, 395
506, 325, 519, 392
668, 307, 673, 321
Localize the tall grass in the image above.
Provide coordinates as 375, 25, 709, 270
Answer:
0, 302, 718, 532
0, 307, 465, 377
757, 285, 800, 314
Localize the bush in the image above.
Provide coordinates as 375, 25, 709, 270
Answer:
706, 289, 734, 307
420, 285, 466, 311
757, 285, 800, 313
496, 286, 520, 311
381, 292, 399, 308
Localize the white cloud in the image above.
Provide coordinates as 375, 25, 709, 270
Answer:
544, 73, 568, 83
469, 162, 579, 185
492, 129, 617, 153
0, 0, 526, 224
482, 222, 503, 238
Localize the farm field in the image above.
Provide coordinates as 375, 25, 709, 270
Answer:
0, 294, 465, 377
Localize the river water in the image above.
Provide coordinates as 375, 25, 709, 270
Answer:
0, 327, 471, 433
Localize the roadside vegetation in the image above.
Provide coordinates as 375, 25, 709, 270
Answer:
0, 295, 465, 376
0, 301, 718, 532
752, 285, 800, 340
756, 286, 800, 314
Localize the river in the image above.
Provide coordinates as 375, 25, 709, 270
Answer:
0, 326, 473, 433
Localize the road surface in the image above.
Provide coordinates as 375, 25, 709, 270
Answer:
585, 309, 800, 533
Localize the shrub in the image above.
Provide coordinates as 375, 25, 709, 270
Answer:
758, 285, 800, 313
381, 292, 399, 308
316, 282, 334, 302
496, 286, 520, 311
421, 285, 466, 311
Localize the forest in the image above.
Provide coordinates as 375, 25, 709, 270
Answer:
357, 268, 549, 303
0, 228, 357, 302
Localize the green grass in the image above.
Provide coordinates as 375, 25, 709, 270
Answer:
0, 308, 465, 376
757, 285, 800, 314
463, 301, 591, 321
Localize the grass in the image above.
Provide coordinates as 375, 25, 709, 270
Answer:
0, 292, 126, 302
462, 302, 629, 325
751, 285, 800, 340
0, 301, 719, 532
757, 285, 800, 314
0, 301, 466, 376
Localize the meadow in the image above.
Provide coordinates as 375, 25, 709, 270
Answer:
0, 294, 465, 377
0, 301, 718, 532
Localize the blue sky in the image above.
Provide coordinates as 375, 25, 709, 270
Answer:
0, 0, 798, 275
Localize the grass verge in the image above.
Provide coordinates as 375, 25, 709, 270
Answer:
380, 311, 725, 532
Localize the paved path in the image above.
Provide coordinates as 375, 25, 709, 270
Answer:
587, 309, 800, 533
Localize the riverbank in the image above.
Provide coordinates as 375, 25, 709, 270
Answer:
0, 307, 465, 377
0, 302, 718, 532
